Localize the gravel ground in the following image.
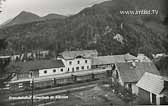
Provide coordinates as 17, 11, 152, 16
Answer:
49, 84, 127, 106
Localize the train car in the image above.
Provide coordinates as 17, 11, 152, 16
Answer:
8, 68, 113, 91
75, 74, 92, 82
94, 71, 107, 80
9, 80, 31, 91
54, 76, 74, 86
34, 79, 54, 89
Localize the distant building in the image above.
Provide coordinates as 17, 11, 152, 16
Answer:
137, 54, 151, 62
0, 55, 11, 75
6, 60, 65, 80
112, 61, 160, 95
136, 72, 168, 105
57, 50, 98, 72
91, 53, 138, 69
113, 33, 124, 44
152, 53, 167, 59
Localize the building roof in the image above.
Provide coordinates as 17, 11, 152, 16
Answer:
92, 53, 137, 65
137, 54, 151, 62
58, 50, 98, 60
116, 62, 160, 83
136, 72, 164, 95
6, 60, 65, 73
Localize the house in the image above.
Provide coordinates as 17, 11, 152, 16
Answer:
136, 72, 168, 105
91, 53, 138, 69
113, 33, 124, 44
112, 62, 160, 95
6, 60, 65, 80
0, 56, 11, 64
152, 53, 168, 59
136, 54, 151, 62
57, 50, 98, 72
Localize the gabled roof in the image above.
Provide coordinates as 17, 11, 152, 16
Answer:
58, 50, 98, 60
6, 60, 65, 73
92, 53, 137, 65
136, 72, 164, 95
116, 62, 160, 83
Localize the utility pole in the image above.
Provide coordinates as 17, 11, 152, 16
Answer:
31, 72, 34, 106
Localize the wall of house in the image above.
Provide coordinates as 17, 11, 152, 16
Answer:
62, 58, 91, 72
39, 67, 66, 77
17, 73, 30, 80
137, 88, 151, 104
132, 83, 139, 95
112, 69, 124, 86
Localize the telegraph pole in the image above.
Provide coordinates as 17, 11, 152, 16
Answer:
31, 72, 34, 106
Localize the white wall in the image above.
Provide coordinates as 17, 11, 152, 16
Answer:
39, 67, 66, 77
132, 83, 139, 95
63, 58, 92, 72
114, 68, 124, 86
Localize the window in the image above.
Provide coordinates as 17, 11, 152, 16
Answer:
69, 61, 72, 65
81, 66, 84, 70
53, 69, 56, 73
128, 83, 132, 89
72, 68, 74, 72
44, 70, 47, 74
67, 68, 69, 72
85, 60, 87, 63
87, 66, 89, 69
18, 83, 23, 88
76, 67, 79, 71
60, 69, 63, 72
77, 61, 80, 64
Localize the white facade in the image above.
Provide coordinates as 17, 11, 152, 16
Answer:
39, 67, 66, 77
125, 83, 139, 95
58, 57, 92, 73
131, 83, 139, 95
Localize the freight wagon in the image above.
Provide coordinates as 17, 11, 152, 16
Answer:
8, 69, 112, 91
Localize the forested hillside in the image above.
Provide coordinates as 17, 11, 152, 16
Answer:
0, 0, 167, 57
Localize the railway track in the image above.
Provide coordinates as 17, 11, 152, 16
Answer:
1, 79, 104, 106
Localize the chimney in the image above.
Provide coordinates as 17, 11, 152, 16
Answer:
131, 61, 136, 68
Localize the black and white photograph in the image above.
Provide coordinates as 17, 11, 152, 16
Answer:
0, 0, 168, 105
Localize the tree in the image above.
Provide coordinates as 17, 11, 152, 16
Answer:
0, 39, 7, 50
0, 0, 6, 13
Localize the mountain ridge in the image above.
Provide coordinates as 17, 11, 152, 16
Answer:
0, 11, 67, 28
0, 0, 167, 57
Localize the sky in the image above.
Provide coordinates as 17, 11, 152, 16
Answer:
0, 0, 107, 24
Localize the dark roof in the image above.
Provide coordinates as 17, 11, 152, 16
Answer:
92, 53, 137, 65
6, 60, 65, 73
58, 50, 98, 60
116, 62, 160, 83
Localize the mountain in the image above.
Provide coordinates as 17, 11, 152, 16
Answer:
0, 0, 167, 57
42, 14, 66, 20
0, 11, 67, 28
1, 11, 41, 27
0, 18, 13, 27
